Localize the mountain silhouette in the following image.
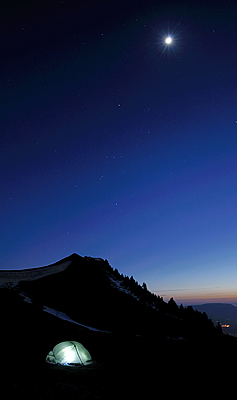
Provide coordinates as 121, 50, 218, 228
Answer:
1, 253, 237, 398
192, 303, 237, 321
192, 303, 237, 336
13, 253, 219, 338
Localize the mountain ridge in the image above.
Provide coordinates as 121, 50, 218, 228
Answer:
15, 253, 220, 339
1, 252, 232, 339
1, 253, 237, 397
192, 303, 237, 319
0, 255, 74, 286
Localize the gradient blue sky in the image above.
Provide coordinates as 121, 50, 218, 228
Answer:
1, 0, 237, 305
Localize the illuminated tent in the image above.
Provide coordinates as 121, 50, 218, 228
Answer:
46, 341, 92, 365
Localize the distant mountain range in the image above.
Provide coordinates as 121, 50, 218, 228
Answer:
192, 303, 237, 321
191, 303, 237, 336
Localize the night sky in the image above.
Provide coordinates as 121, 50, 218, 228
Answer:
1, 0, 237, 305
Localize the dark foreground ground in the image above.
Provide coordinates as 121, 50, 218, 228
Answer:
2, 330, 237, 399
1, 288, 236, 399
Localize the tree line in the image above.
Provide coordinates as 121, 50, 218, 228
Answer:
102, 258, 222, 337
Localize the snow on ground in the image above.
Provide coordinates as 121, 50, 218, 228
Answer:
19, 290, 111, 332
0, 260, 71, 287
19, 292, 32, 303
108, 275, 140, 301
43, 306, 111, 333
108, 274, 159, 311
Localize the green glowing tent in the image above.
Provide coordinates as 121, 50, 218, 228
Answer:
46, 341, 92, 365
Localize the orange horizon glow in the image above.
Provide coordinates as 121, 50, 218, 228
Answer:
152, 289, 237, 306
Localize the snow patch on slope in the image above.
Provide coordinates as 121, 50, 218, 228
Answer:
0, 260, 72, 287
19, 289, 110, 332
107, 274, 159, 311
108, 275, 140, 301
43, 306, 111, 333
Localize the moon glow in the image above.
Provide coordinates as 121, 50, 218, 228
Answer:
165, 37, 172, 44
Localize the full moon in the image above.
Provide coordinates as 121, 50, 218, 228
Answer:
165, 37, 172, 44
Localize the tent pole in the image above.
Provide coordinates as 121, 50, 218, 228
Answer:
71, 341, 83, 364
